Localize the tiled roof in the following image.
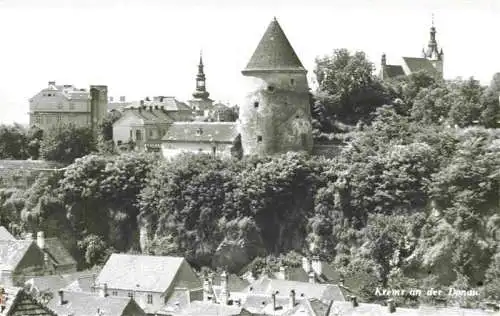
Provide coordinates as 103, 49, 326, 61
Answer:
180, 301, 250, 316
162, 122, 239, 143
26, 271, 97, 295
0, 226, 16, 241
243, 18, 306, 73
382, 65, 406, 79
0, 240, 34, 270
402, 57, 438, 75
47, 291, 143, 316
44, 237, 77, 267
244, 277, 345, 303
281, 298, 332, 316
212, 274, 251, 292
118, 106, 175, 125
127, 97, 193, 112
0, 287, 58, 316
96, 254, 185, 293
62, 274, 97, 293
328, 302, 499, 316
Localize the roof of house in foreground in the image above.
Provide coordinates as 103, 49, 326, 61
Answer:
95, 253, 186, 293
0, 287, 58, 316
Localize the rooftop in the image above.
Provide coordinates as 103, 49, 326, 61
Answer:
162, 122, 239, 143
0, 240, 35, 270
95, 254, 186, 293
243, 18, 306, 74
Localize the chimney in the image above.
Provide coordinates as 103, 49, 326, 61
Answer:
351, 296, 358, 308
99, 283, 108, 298
36, 231, 45, 249
278, 266, 287, 280
302, 256, 311, 273
220, 271, 229, 305
381, 53, 387, 66
289, 290, 296, 309
308, 271, 315, 284
203, 277, 212, 302
311, 255, 322, 276
272, 293, 277, 311
387, 299, 395, 313
339, 278, 344, 287
24, 232, 33, 241
58, 290, 64, 305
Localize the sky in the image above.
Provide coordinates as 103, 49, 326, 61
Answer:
0, 0, 499, 124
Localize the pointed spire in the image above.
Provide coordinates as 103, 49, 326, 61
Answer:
193, 50, 210, 99
431, 13, 435, 27
243, 17, 306, 74
199, 49, 203, 66
381, 53, 386, 66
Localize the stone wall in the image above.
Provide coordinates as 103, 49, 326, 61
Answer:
239, 72, 313, 157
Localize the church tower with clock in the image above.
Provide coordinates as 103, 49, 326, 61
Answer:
188, 51, 214, 116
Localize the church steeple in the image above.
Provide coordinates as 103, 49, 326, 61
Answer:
193, 50, 210, 99
423, 14, 443, 61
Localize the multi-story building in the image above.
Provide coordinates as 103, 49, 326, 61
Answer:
29, 81, 108, 131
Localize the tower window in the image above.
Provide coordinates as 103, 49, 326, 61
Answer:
257, 135, 262, 142
290, 79, 295, 85
267, 85, 275, 92
253, 101, 259, 108
147, 294, 153, 304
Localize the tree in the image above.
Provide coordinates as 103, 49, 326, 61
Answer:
26, 126, 44, 159
40, 123, 97, 163
314, 49, 392, 127
0, 124, 28, 159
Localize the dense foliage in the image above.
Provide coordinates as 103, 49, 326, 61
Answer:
0, 50, 499, 307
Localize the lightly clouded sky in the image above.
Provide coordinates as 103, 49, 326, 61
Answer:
0, 0, 499, 124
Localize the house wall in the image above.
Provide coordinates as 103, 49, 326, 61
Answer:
239, 72, 313, 157
29, 89, 91, 129
107, 288, 166, 313
161, 141, 233, 159
113, 112, 170, 149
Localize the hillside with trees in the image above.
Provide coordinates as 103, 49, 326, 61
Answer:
0, 49, 499, 307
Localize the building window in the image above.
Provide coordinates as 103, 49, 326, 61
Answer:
257, 135, 262, 142
147, 294, 153, 304
35, 116, 41, 124
149, 130, 153, 138
290, 78, 295, 86
129, 130, 133, 138
136, 130, 142, 141
112, 291, 118, 296
128, 292, 134, 298
56, 114, 62, 122
253, 101, 259, 108
117, 140, 123, 146
212, 146, 216, 156
196, 128, 203, 136
164, 296, 168, 304
267, 85, 275, 92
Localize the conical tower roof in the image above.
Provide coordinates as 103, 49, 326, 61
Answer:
242, 17, 306, 74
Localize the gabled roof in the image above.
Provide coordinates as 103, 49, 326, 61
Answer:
0, 226, 16, 240
243, 18, 306, 74
162, 122, 239, 143
244, 277, 345, 303
44, 237, 77, 267
96, 254, 185, 293
180, 301, 251, 316
62, 274, 97, 293
46, 291, 144, 316
26, 271, 97, 295
402, 57, 438, 75
0, 287, 58, 316
381, 65, 406, 79
0, 240, 36, 270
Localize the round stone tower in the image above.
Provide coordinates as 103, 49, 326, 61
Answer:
239, 17, 313, 156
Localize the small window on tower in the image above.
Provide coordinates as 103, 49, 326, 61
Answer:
253, 101, 259, 108
290, 79, 295, 86
267, 85, 275, 92
257, 135, 262, 142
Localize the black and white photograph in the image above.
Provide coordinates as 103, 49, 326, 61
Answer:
0, 0, 499, 315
